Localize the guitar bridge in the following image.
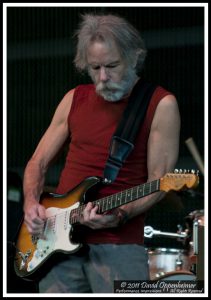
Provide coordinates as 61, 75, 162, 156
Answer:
31, 235, 39, 244
18, 250, 32, 270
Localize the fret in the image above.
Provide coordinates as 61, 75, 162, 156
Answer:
78, 206, 83, 217
107, 195, 112, 210
130, 188, 133, 201
144, 183, 149, 195
148, 183, 151, 193
157, 179, 159, 191
126, 189, 132, 202
70, 208, 79, 225
113, 193, 117, 205
104, 196, 108, 211
113, 193, 116, 208
117, 192, 122, 205
95, 200, 101, 213
136, 186, 139, 199
138, 186, 143, 198
122, 191, 127, 203
121, 191, 125, 202
113, 195, 116, 208
114, 193, 118, 208
121, 190, 125, 205
112, 195, 115, 208
131, 188, 136, 201
148, 182, 151, 194
117, 192, 121, 207
105, 197, 108, 211
102, 197, 106, 213
70, 179, 161, 224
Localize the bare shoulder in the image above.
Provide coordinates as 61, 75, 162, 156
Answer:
59, 88, 75, 111
158, 93, 178, 108
152, 93, 180, 130
155, 94, 180, 117
52, 88, 75, 124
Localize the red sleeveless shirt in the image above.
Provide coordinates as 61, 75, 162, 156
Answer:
56, 83, 172, 244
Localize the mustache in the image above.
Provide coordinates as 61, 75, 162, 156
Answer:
96, 81, 123, 93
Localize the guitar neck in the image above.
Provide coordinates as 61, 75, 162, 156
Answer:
70, 179, 160, 224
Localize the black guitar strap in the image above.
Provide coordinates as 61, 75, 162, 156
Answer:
103, 78, 157, 183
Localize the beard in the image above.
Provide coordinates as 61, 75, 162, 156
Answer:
90, 67, 138, 102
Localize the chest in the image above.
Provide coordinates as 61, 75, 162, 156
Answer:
69, 97, 127, 147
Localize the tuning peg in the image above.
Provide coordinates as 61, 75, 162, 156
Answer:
191, 169, 195, 174
183, 169, 187, 173
196, 170, 200, 175
179, 169, 183, 173
174, 169, 179, 173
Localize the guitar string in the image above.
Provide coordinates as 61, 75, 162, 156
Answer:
32, 175, 194, 238
38, 180, 159, 230
38, 174, 192, 228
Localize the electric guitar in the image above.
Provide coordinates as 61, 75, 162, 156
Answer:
13, 170, 199, 279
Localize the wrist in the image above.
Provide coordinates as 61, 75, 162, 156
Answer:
117, 208, 129, 225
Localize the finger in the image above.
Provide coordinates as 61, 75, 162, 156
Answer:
82, 203, 91, 221
24, 212, 45, 234
90, 205, 98, 217
37, 204, 46, 220
82, 202, 94, 220
24, 220, 44, 235
85, 202, 94, 212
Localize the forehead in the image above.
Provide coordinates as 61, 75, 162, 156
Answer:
86, 41, 122, 64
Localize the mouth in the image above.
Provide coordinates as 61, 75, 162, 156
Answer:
97, 83, 119, 92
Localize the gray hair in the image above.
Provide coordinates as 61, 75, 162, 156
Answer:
74, 14, 147, 73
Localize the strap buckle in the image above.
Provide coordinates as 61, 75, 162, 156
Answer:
103, 136, 134, 183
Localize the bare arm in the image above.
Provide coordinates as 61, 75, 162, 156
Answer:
81, 94, 181, 228
121, 93, 181, 216
23, 89, 74, 234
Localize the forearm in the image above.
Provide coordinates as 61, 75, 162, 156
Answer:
23, 158, 47, 205
118, 191, 165, 221
81, 191, 165, 229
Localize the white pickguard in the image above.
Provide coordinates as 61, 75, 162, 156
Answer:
27, 202, 80, 272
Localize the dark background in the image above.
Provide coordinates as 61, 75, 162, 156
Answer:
6, 5, 205, 293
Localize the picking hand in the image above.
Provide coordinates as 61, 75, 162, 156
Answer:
24, 199, 46, 236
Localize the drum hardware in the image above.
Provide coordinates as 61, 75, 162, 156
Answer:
191, 212, 204, 280
145, 208, 204, 281
175, 254, 184, 269
147, 248, 192, 280
144, 225, 188, 240
193, 219, 199, 254
184, 209, 204, 255
145, 225, 193, 280
154, 271, 165, 278
152, 270, 196, 281
186, 209, 204, 223
184, 210, 205, 280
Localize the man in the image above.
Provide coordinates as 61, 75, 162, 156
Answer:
23, 14, 180, 293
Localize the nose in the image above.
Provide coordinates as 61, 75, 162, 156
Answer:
99, 66, 109, 82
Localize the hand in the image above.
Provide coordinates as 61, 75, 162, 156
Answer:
23, 199, 46, 236
80, 202, 123, 229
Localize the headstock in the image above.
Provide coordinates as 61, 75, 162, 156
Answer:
160, 169, 199, 192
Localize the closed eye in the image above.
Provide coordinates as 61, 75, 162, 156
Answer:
106, 64, 119, 68
89, 61, 120, 70
91, 65, 100, 70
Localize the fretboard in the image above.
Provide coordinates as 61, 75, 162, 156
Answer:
70, 179, 160, 224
